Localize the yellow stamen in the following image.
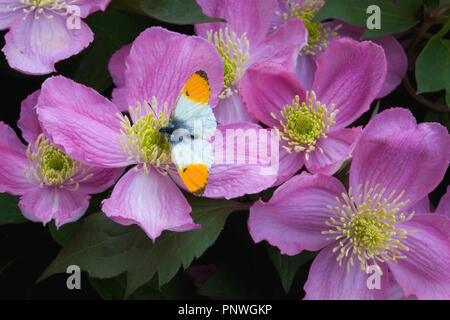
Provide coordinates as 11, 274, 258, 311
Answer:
322, 182, 417, 273
271, 91, 338, 159
117, 97, 172, 174
207, 27, 250, 99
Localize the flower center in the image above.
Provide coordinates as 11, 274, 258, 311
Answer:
276, 0, 339, 55
117, 97, 172, 174
271, 91, 337, 159
7, 0, 76, 19
207, 27, 250, 98
25, 134, 92, 189
322, 182, 416, 273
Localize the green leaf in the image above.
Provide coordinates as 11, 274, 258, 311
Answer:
140, 0, 226, 25
0, 193, 27, 225
72, 9, 151, 93
91, 272, 198, 300
314, 0, 422, 38
38, 213, 146, 282
125, 195, 239, 295
198, 263, 251, 299
416, 21, 450, 94
38, 196, 241, 297
267, 246, 316, 293
48, 220, 83, 247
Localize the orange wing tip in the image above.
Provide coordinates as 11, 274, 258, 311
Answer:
182, 71, 210, 104
179, 163, 209, 195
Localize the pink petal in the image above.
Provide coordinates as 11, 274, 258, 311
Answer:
125, 27, 224, 116
312, 37, 386, 129
305, 126, 362, 175
294, 53, 317, 91
202, 123, 278, 199
0, 0, 22, 29
240, 61, 306, 127
330, 21, 407, 98
248, 172, 346, 255
19, 187, 90, 227
75, 0, 111, 18
389, 274, 416, 300
372, 36, 407, 98
304, 245, 389, 299
350, 108, 449, 210
109, 44, 131, 88
2, 14, 93, 75
195, 0, 277, 48
0, 122, 33, 195
17, 90, 42, 145
272, 141, 304, 186
36, 76, 129, 168
108, 44, 132, 112
387, 214, 450, 300
407, 196, 430, 215
436, 186, 450, 217
250, 18, 308, 71
76, 166, 124, 195
102, 167, 198, 241
213, 92, 256, 125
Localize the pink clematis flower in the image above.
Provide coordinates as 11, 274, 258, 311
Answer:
248, 108, 450, 299
36, 27, 277, 240
271, 0, 407, 97
0, 90, 122, 227
240, 37, 386, 182
191, 0, 307, 124
0, 0, 111, 75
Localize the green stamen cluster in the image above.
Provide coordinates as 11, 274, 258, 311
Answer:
207, 28, 250, 98
118, 97, 172, 173
276, 0, 339, 55
322, 183, 416, 273
25, 134, 89, 188
272, 91, 337, 159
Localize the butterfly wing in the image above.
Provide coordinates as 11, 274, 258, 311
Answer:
171, 70, 217, 140
171, 137, 213, 195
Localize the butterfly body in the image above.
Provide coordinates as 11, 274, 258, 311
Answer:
159, 71, 216, 195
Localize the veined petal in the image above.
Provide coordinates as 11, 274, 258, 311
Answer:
102, 167, 198, 241
250, 18, 308, 71
125, 27, 224, 115
328, 21, 407, 98
272, 141, 304, 186
248, 172, 346, 255
213, 92, 256, 125
0, 0, 22, 29
2, 14, 93, 75
195, 0, 277, 48
406, 196, 430, 215
17, 90, 42, 145
202, 123, 278, 199
387, 214, 450, 300
109, 44, 132, 112
19, 187, 90, 227
436, 186, 450, 217
75, 0, 111, 18
0, 122, 33, 195
312, 37, 386, 129
294, 53, 317, 91
76, 166, 124, 195
240, 61, 306, 127
304, 245, 389, 300
36, 76, 129, 168
305, 126, 362, 175
350, 108, 449, 210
